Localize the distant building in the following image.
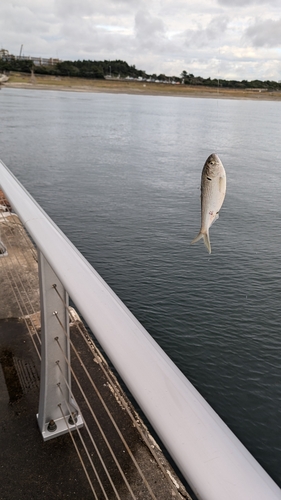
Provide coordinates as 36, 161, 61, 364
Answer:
0, 49, 9, 58
0, 49, 61, 66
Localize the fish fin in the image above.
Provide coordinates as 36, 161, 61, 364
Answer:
203, 232, 211, 254
191, 231, 211, 254
209, 212, 219, 228
191, 232, 203, 245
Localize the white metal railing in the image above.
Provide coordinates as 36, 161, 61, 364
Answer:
0, 158, 280, 500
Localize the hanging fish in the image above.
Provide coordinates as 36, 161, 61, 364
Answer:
191, 153, 226, 254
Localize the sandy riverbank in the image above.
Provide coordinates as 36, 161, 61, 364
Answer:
2, 72, 281, 101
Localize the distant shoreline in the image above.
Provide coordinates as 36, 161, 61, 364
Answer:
2, 72, 281, 101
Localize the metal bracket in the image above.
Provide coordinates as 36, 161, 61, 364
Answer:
37, 251, 83, 441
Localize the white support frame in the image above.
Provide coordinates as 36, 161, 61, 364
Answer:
37, 251, 83, 441
0, 158, 280, 500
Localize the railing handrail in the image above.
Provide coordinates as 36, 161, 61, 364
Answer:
1, 158, 280, 500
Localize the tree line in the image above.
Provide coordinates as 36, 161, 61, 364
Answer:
181, 71, 281, 90
1, 57, 281, 90
0, 58, 143, 80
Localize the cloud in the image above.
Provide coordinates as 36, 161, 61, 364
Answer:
244, 18, 281, 47
135, 9, 166, 38
183, 15, 229, 48
55, 0, 144, 19
133, 9, 169, 53
0, 1, 60, 57
1, 0, 281, 81
217, 0, 278, 6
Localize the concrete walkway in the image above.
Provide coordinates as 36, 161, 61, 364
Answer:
0, 207, 192, 500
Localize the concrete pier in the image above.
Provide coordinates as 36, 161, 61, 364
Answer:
0, 202, 191, 499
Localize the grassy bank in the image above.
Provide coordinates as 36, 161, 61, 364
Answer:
3, 72, 281, 101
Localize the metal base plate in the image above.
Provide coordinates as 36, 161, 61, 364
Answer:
36, 413, 83, 441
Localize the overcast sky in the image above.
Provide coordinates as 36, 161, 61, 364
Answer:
1, 0, 281, 81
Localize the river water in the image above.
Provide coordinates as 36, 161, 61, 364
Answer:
0, 87, 281, 487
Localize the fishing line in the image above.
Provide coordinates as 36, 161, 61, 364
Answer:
215, 41, 221, 154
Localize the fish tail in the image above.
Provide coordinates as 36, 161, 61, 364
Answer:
191, 230, 211, 254
203, 231, 211, 254
191, 232, 203, 245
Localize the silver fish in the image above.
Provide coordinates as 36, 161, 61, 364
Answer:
191, 153, 226, 254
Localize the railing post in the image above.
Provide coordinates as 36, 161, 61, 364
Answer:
37, 250, 83, 441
